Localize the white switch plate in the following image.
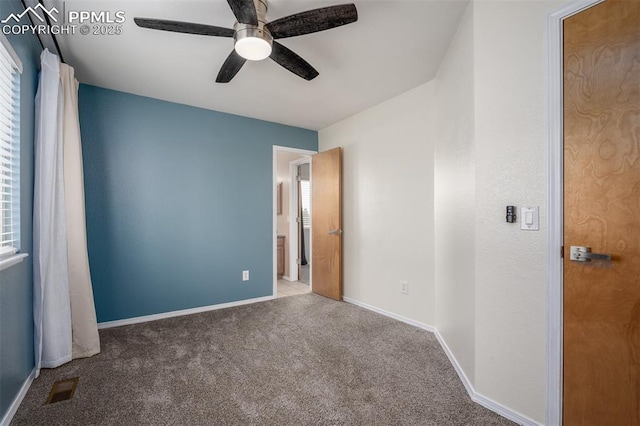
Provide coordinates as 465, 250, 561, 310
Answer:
400, 281, 409, 294
242, 270, 249, 281
520, 207, 539, 231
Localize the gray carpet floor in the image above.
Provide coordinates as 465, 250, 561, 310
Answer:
12, 294, 513, 425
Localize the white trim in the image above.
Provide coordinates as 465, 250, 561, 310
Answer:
288, 160, 300, 281
343, 297, 540, 426
0, 368, 35, 426
343, 296, 436, 333
0, 253, 28, 272
472, 392, 540, 426
545, 1, 603, 425
433, 329, 474, 397
436, 330, 539, 425
272, 146, 316, 156
281, 275, 291, 281
0, 32, 23, 74
273, 146, 279, 296
98, 295, 274, 329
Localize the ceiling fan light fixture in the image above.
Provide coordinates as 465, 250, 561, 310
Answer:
234, 24, 273, 61
235, 36, 272, 60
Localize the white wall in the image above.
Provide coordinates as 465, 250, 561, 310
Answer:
434, 3, 476, 384
472, 1, 565, 421
319, 1, 573, 423
319, 82, 437, 325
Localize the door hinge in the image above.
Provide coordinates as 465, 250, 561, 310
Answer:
296, 174, 302, 182
295, 217, 301, 223
560, 246, 564, 258
296, 258, 302, 265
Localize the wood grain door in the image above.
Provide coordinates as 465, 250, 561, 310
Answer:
311, 148, 342, 300
563, 1, 640, 424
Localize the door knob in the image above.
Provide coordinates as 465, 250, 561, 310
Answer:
328, 229, 343, 235
569, 246, 611, 262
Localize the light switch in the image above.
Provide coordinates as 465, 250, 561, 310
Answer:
520, 207, 539, 231
525, 211, 534, 225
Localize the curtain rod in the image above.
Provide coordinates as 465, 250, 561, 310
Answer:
19, 0, 66, 63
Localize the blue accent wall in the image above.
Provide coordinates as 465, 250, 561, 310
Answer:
79, 85, 317, 323
0, 1, 41, 419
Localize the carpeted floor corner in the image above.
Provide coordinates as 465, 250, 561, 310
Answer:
12, 294, 513, 425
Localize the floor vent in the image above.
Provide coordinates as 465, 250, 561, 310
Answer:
46, 377, 79, 404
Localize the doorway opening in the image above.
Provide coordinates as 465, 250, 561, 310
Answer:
273, 146, 315, 298
292, 160, 311, 286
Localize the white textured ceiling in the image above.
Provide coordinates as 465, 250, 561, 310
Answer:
46, 0, 468, 130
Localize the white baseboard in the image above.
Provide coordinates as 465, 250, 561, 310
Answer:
98, 295, 275, 329
282, 275, 291, 281
342, 296, 436, 333
0, 368, 35, 426
342, 296, 541, 426
433, 329, 475, 397
472, 392, 540, 426
434, 329, 540, 426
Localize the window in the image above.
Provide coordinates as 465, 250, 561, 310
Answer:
300, 180, 311, 228
0, 34, 22, 262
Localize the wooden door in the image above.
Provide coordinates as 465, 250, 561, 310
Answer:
311, 148, 342, 300
563, 1, 640, 424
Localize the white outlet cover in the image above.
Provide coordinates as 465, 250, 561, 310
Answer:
242, 270, 249, 281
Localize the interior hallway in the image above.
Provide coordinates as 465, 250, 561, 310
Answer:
277, 276, 310, 298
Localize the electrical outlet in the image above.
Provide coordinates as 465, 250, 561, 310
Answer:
242, 270, 249, 281
400, 281, 409, 295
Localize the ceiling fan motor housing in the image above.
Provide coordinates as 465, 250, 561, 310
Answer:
234, 0, 273, 60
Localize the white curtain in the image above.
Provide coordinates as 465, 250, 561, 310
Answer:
34, 49, 100, 377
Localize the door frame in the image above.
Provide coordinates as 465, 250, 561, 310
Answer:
546, 1, 604, 424
272, 146, 317, 297
288, 157, 312, 284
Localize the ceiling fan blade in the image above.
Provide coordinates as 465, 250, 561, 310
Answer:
134, 18, 234, 37
269, 41, 319, 81
216, 50, 247, 83
266, 4, 357, 39
226, 0, 258, 25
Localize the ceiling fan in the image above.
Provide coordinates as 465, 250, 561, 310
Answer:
134, 0, 358, 83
